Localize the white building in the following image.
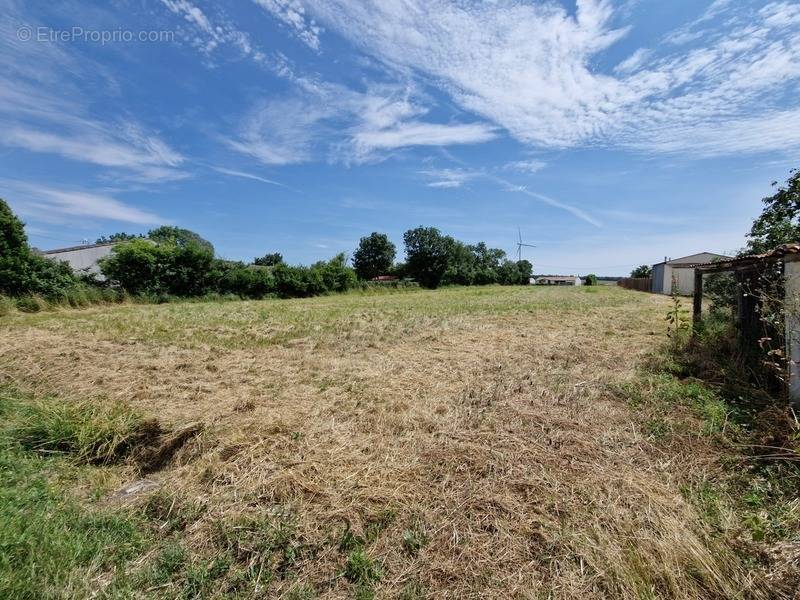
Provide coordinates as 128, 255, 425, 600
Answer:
40, 243, 118, 277
651, 252, 731, 295
536, 275, 582, 286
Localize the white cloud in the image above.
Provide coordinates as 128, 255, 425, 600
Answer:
614, 48, 651, 74
252, 0, 322, 50
295, 0, 800, 157
352, 121, 495, 157
504, 160, 547, 174
226, 82, 496, 165
159, 0, 263, 60
4, 125, 186, 181
420, 168, 479, 189
2, 181, 164, 225
0, 1, 187, 181
225, 97, 329, 165
211, 166, 287, 188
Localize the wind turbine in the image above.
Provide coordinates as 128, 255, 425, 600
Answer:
516, 227, 536, 262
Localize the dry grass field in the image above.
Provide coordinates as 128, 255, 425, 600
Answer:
0, 286, 794, 598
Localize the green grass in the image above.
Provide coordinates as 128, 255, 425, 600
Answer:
0, 390, 149, 599
2, 285, 643, 350
6, 393, 157, 465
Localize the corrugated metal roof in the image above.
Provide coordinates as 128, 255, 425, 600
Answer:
694, 243, 800, 272
41, 242, 118, 254
537, 275, 580, 281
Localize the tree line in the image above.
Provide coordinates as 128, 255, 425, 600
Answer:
1, 199, 534, 306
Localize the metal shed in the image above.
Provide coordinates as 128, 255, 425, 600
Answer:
652, 252, 732, 295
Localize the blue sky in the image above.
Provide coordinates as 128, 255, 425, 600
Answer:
1, 0, 799, 275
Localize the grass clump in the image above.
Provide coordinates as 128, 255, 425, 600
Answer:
3, 390, 158, 464
0, 389, 150, 599
344, 549, 382, 598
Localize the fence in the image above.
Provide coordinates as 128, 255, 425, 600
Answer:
618, 277, 652, 292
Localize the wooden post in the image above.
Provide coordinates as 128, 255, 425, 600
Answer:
785, 257, 800, 407
692, 269, 703, 331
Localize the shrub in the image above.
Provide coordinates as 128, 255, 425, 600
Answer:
311, 253, 358, 293
273, 264, 325, 298
100, 238, 214, 296
214, 262, 276, 298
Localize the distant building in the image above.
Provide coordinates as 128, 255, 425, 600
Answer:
536, 275, 582, 286
651, 252, 731, 295
39, 242, 118, 278
371, 275, 399, 281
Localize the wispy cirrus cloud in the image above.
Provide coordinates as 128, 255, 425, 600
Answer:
504, 159, 547, 174
225, 82, 496, 165
293, 0, 800, 157
2, 180, 165, 225
159, 0, 264, 62
420, 168, 479, 189
0, 0, 187, 182
252, 0, 322, 50
5, 125, 186, 181
211, 166, 288, 188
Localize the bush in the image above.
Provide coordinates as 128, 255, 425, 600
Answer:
311, 253, 359, 293
213, 261, 276, 298
100, 238, 214, 296
273, 264, 326, 298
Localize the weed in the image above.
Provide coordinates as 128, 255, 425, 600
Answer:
343, 549, 381, 585
364, 508, 397, 542
215, 508, 304, 585
182, 556, 230, 598
0, 294, 13, 316
338, 525, 365, 552
401, 519, 429, 556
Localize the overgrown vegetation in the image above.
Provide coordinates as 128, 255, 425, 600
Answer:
627, 298, 800, 595
0, 198, 82, 299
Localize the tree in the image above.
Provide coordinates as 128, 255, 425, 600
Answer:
745, 169, 800, 255
516, 259, 533, 283
403, 227, 453, 288
0, 198, 78, 297
631, 265, 652, 278
253, 252, 284, 267
147, 226, 214, 254
96, 232, 144, 244
352, 232, 396, 280
584, 273, 598, 286
0, 198, 33, 295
